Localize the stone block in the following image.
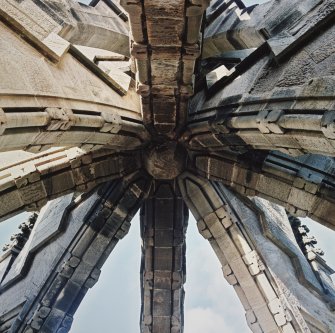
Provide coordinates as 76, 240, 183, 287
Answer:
154, 271, 172, 290
70, 261, 94, 285
153, 289, 171, 316
30, 317, 43, 330
53, 280, 82, 313
154, 248, 173, 271
152, 316, 171, 333
41, 276, 68, 307
255, 274, 277, 303
39, 308, 65, 333
222, 264, 238, 285
38, 306, 51, 319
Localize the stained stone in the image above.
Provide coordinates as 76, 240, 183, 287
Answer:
0, 0, 335, 332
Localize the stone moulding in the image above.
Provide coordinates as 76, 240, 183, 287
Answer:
0, 0, 335, 332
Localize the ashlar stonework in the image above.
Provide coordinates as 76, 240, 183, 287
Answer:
0, 0, 334, 332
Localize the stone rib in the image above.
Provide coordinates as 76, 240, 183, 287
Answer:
0, 148, 141, 222
195, 152, 335, 230
0, 172, 151, 332
0, 107, 148, 153
179, 171, 335, 332
121, 0, 209, 137
187, 109, 335, 157
140, 181, 188, 333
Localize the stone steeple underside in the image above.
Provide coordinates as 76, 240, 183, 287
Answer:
0, 0, 334, 332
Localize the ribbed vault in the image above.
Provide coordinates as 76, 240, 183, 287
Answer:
0, 0, 335, 332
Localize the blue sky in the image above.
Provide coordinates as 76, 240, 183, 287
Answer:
1, 206, 334, 333
64, 214, 335, 333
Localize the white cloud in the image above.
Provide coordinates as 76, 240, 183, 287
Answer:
185, 217, 249, 332
185, 307, 235, 333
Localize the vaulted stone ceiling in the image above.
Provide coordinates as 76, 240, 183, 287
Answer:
0, 0, 334, 332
